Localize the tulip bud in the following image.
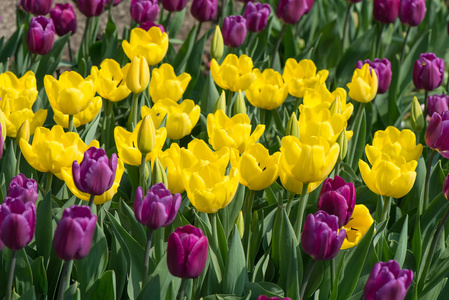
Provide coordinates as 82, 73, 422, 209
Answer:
21, 0, 53, 15
16, 120, 30, 145
222, 16, 247, 48
244, 2, 271, 33
410, 97, 424, 132
77, 0, 106, 17
152, 158, 168, 186
26, 16, 55, 56
8, 174, 38, 204
50, 3, 77, 36
363, 260, 413, 300
329, 99, 341, 115
53, 205, 97, 260
191, 0, 217, 22
276, 0, 307, 25
167, 225, 208, 278
139, 21, 165, 32
213, 91, 227, 113
355, 58, 392, 94
130, 0, 160, 24
428, 94, 449, 117
127, 55, 150, 94
413, 53, 445, 91
161, 0, 188, 12
72, 147, 118, 196
233, 90, 247, 115
285, 112, 299, 138
137, 115, 156, 154
336, 130, 349, 162
235, 211, 244, 239
373, 0, 400, 24
443, 173, 449, 200
426, 111, 449, 159
399, 0, 426, 27
211, 25, 224, 60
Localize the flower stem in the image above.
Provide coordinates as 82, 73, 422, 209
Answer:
285, 191, 295, 214
165, 12, 173, 30
67, 38, 73, 64
347, 102, 366, 170
423, 90, 429, 130
210, 213, 221, 258
68, 115, 74, 132
294, 182, 309, 241
400, 27, 411, 64
45, 172, 53, 194
195, 22, 203, 42
128, 92, 139, 130
300, 260, 316, 299
88, 194, 95, 208
375, 23, 384, 58
143, 229, 154, 284
140, 155, 147, 192
381, 196, 392, 223
272, 24, 287, 68
57, 260, 73, 300
342, 3, 353, 53
177, 278, 188, 300
423, 149, 437, 213
5, 250, 17, 300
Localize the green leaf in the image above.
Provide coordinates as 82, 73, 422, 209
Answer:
220, 183, 245, 238
2, 140, 17, 186
87, 270, 116, 300
14, 248, 33, 295
0, 25, 24, 64
30, 257, 48, 296
223, 226, 247, 296
172, 25, 197, 74
347, 105, 366, 172
81, 111, 101, 145
108, 235, 127, 300
393, 215, 408, 268
168, 9, 186, 39
200, 73, 220, 116
18, 288, 36, 300
119, 200, 147, 248
35, 191, 53, 265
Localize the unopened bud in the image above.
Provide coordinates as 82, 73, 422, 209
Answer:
213, 90, 226, 113
235, 211, 244, 239
329, 99, 342, 115
16, 120, 30, 144
233, 90, 247, 115
152, 158, 168, 186
336, 130, 352, 162
286, 112, 299, 138
138, 115, 156, 155
411, 96, 424, 132
211, 25, 224, 60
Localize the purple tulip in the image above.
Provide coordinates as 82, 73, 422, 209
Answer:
161, 0, 188, 12
257, 297, 292, 300
130, 0, 160, 24
364, 260, 413, 300
399, 0, 426, 27
373, 0, 400, 24
356, 58, 392, 94
413, 53, 445, 91
77, 0, 106, 17
426, 111, 449, 159
317, 176, 356, 228
21, 0, 53, 15
427, 94, 449, 117
301, 211, 346, 260
244, 2, 271, 33
276, 0, 308, 24
167, 225, 208, 278
53, 205, 97, 261
134, 183, 181, 230
8, 174, 38, 204
222, 16, 247, 48
0, 197, 36, 250
72, 147, 117, 196
139, 21, 165, 32
26, 16, 55, 55
191, 0, 217, 23
303, 0, 314, 14
50, 3, 77, 36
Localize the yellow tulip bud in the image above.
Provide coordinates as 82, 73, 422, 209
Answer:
127, 55, 150, 94
211, 25, 224, 61
285, 112, 299, 138
329, 98, 342, 115
336, 130, 351, 162
410, 96, 424, 132
16, 120, 30, 144
152, 158, 168, 186
235, 211, 244, 239
213, 91, 227, 113
137, 115, 156, 155
233, 90, 247, 115
347, 63, 378, 103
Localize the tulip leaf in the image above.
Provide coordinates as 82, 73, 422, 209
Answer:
14, 248, 33, 295
219, 183, 245, 238
64, 283, 81, 300
420, 278, 448, 300
200, 73, 220, 116
168, 9, 186, 39
86, 270, 116, 300
304, 260, 324, 299
244, 282, 284, 300
412, 216, 422, 270
18, 287, 36, 300
82, 111, 101, 145
172, 25, 196, 74
393, 215, 408, 268
35, 191, 53, 266
223, 225, 248, 296
119, 200, 147, 248
109, 235, 127, 300
30, 257, 48, 296
347, 105, 366, 172
0, 24, 24, 64
1, 139, 17, 186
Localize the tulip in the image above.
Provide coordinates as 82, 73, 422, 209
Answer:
122, 27, 169, 66
0, 197, 36, 250
211, 25, 224, 60
8, 174, 38, 204
426, 111, 449, 159
245, 68, 288, 110
149, 64, 191, 103
364, 260, 413, 300
257, 297, 292, 300
92, 59, 131, 102
53, 205, 97, 261
134, 183, 181, 230
77, 0, 106, 17
410, 96, 424, 132
244, 2, 271, 33
130, 0, 160, 24
301, 211, 346, 260
399, 0, 426, 27
167, 225, 208, 278
317, 176, 355, 227
428, 94, 449, 117
276, 0, 308, 24
26, 16, 55, 56
355, 58, 392, 94
191, 0, 217, 22
50, 3, 77, 36
278, 162, 322, 194
0, 71, 38, 111
347, 63, 378, 103
373, 0, 400, 24
159, 143, 185, 194
127, 55, 150, 94
2, 108, 47, 138
53, 97, 103, 128
286, 112, 299, 138
152, 158, 168, 186
210, 54, 255, 92
341, 204, 374, 249
21, 0, 53, 15
137, 114, 156, 155
222, 16, 247, 48
179, 139, 230, 174
161, 0, 188, 12
413, 53, 445, 91
139, 21, 166, 32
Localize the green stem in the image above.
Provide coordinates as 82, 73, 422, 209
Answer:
128, 92, 139, 130
342, 3, 353, 53
140, 154, 147, 192
210, 213, 221, 257
285, 191, 295, 214
195, 22, 203, 42
67, 38, 73, 64
83, 17, 92, 58
381, 196, 392, 223
330, 259, 335, 292
5, 250, 17, 300
177, 278, 188, 300
400, 27, 411, 64
424, 90, 429, 127
45, 172, 53, 194
259, 108, 266, 125
375, 23, 384, 58
68, 115, 74, 132
165, 12, 173, 30
300, 260, 316, 299
293, 97, 302, 116
226, 90, 233, 117
243, 189, 255, 226
272, 24, 286, 68
88, 194, 95, 208
57, 260, 73, 300
347, 102, 366, 169
294, 183, 309, 241
423, 150, 437, 213
143, 229, 154, 283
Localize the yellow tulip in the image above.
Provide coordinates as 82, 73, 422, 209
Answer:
302, 86, 354, 121
0, 71, 38, 111
61, 158, 125, 205
280, 135, 340, 183
347, 63, 378, 103
341, 204, 374, 250
53, 96, 102, 128
127, 55, 150, 94
282, 58, 329, 98
211, 25, 224, 60
278, 162, 322, 194
92, 59, 131, 102
122, 27, 169, 66
159, 143, 185, 194
0, 110, 7, 140
44, 71, 95, 116
20, 125, 99, 179
207, 109, 265, 154
16, 120, 30, 144
245, 68, 288, 110
137, 114, 156, 155
149, 64, 191, 103
210, 54, 255, 92
179, 139, 230, 174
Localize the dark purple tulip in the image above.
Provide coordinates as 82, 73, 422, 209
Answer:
356, 58, 392, 94
167, 225, 208, 278
26, 16, 55, 55
53, 205, 97, 261
399, 0, 426, 27
21, 0, 53, 15
373, 0, 400, 24
8, 174, 38, 204
301, 211, 345, 260
244, 2, 271, 33
72, 147, 117, 196
276, 0, 308, 25
77, 0, 106, 17
303, 0, 314, 14
161, 0, 188, 12
50, 3, 77, 36
130, 0, 160, 24
139, 21, 165, 32
0, 197, 36, 250
191, 0, 217, 22
426, 111, 449, 159
364, 260, 413, 300
413, 53, 445, 91
222, 16, 247, 48
134, 183, 181, 230
317, 176, 356, 228
257, 296, 292, 300
427, 94, 449, 117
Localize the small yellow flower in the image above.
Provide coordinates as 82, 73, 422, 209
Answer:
122, 27, 169, 66
159, 143, 185, 194
179, 139, 230, 174
2, 105, 47, 138
347, 63, 378, 103
341, 204, 374, 250
127, 55, 150, 94
149, 64, 191, 103
0, 71, 38, 111
302, 86, 354, 121
92, 59, 131, 102
210, 54, 255, 92
53, 96, 102, 128
245, 68, 288, 110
